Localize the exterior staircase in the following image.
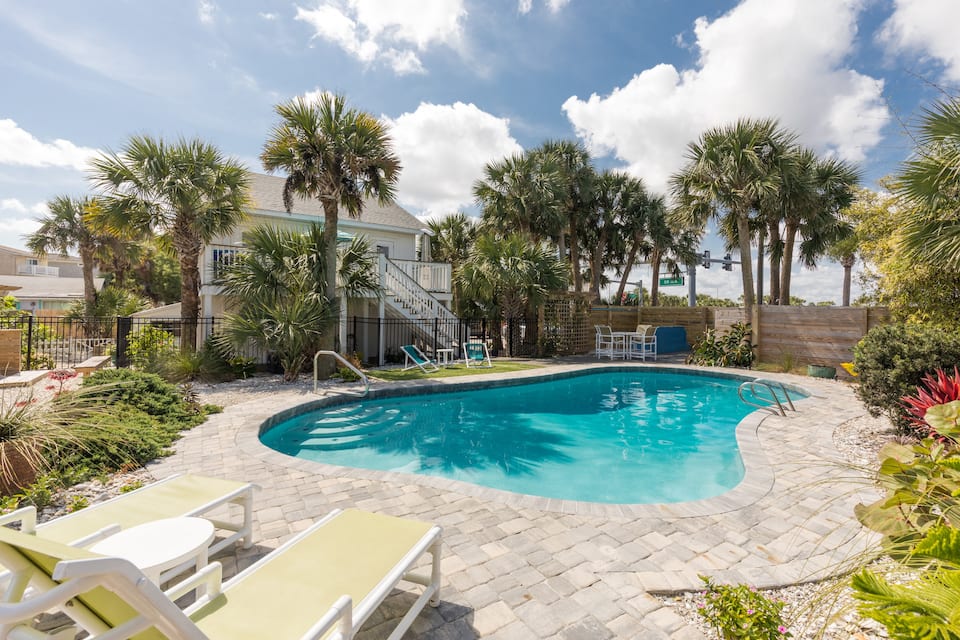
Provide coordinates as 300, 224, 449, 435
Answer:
381, 255, 462, 351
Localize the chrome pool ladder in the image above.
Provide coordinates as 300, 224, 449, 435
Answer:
738, 378, 797, 416
314, 350, 370, 397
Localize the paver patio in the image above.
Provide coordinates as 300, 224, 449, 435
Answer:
149, 362, 879, 639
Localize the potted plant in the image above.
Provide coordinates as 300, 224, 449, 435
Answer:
0, 390, 102, 495
806, 364, 836, 379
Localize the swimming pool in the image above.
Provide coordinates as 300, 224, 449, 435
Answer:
261, 369, 791, 504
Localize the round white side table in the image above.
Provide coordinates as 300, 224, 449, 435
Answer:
90, 517, 216, 585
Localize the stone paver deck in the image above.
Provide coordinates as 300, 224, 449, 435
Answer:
149, 362, 879, 639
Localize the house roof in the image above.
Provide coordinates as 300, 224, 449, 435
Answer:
0, 245, 83, 262
0, 275, 104, 300
247, 173, 425, 232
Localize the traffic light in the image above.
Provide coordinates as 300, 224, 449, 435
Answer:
722, 253, 732, 271
701, 250, 711, 268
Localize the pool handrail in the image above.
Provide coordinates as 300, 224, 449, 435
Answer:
314, 350, 369, 397
738, 378, 796, 416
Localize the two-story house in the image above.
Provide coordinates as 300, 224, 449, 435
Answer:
0, 245, 102, 315
201, 173, 460, 363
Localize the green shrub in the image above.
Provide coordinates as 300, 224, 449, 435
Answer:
125, 325, 178, 372
81, 369, 199, 423
687, 322, 754, 368
697, 576, 791, 639
853, 323, 960, 435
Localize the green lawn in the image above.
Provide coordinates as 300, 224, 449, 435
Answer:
369, 360, 542, 382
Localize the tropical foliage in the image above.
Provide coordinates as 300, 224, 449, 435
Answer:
260, 93, 400, 361
697, 576, 791, 639
686, 322, 754, 368
89, 135, 250, 352
457, 232, 567, 354
216, 224, 379, 380
853, 323, 960, 435
26, 196, 109, 320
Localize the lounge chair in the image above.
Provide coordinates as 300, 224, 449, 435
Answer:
463, 341, 492, 368
0, 474, 256, 562
0, 508, 442, 640
401, 344, 439, 373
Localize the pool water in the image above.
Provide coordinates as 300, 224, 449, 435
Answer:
261, 370, 766, 504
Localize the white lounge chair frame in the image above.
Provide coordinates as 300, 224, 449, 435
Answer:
0, 473, 256, 583
463, 341, 492, 368
401, 344, 439, 372
0, 508, 442, 640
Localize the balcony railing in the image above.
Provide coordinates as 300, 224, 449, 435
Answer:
17, 265, 59, 276
390, 259, 451, 293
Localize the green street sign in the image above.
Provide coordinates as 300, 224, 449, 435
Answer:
659, 276, 684, 286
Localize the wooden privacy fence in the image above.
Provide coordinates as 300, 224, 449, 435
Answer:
753, 306, 889, 366
586, 305, 889, 366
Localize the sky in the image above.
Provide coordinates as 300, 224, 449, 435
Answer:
1, 0, 958, 304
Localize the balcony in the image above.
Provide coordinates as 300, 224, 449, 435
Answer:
17, 265, 59, 276
390, 260, 451, 293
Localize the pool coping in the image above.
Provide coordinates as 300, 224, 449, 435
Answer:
239, 362, 819, 520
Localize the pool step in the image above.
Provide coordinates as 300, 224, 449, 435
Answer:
294, 420, 412, 451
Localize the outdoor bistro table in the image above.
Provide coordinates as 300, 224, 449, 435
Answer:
90, 517, 215, 585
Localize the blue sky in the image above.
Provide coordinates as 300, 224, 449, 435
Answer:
1, 0, 958, 303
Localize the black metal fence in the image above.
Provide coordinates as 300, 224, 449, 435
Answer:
345, 316, 534, 366
1, 313, 534, 371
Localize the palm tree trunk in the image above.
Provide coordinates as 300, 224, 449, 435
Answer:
780, 222, 798, 305
569, 215, 582, 293
79, 244, 97, 321
589, 244, 603, 304
615, 243, 639, 304
321, 201, 340, 357
841, 255, 855, 306
756, 226, 765, 305
768, 222, 782, 305
650, 250, 662, 307
736, 212, 756, 319
173, 222, 202, 354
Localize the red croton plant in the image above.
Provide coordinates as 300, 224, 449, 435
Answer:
901, 366, 960, 439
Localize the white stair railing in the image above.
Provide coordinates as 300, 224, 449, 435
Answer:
381, 256, 460, 348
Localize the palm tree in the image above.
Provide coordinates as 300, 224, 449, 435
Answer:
533, 140, 595, 291
216, 224, 380, 380
89, 136, 250, 352
671, 118, 795, 319
427, 213, 477, 315
474, 152, 563, 241
897, 98, 960, 270
582, 171, 645, 304
260, 93, 401, 355
644, 204, 699, 307
26, 196, 106, 319
778, 151, 860, 304
457, 232, 567, 356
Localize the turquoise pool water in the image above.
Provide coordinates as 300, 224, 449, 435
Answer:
261, 370, 771, 504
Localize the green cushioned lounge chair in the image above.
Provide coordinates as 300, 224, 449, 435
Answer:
0, 508, 442, 640
0, 474, 256, 563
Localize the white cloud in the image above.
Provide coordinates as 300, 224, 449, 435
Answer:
518, 0, 570, 14
259, 12, 279, 21
383, 102, 523, 217
0, 120, 99, 171
879, 0, 960, 82
198, 0, 217, 25
0, 199, 48, 216
562, 0, 889, 195
0, 199, 46, 250
295, 0, 466, 75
